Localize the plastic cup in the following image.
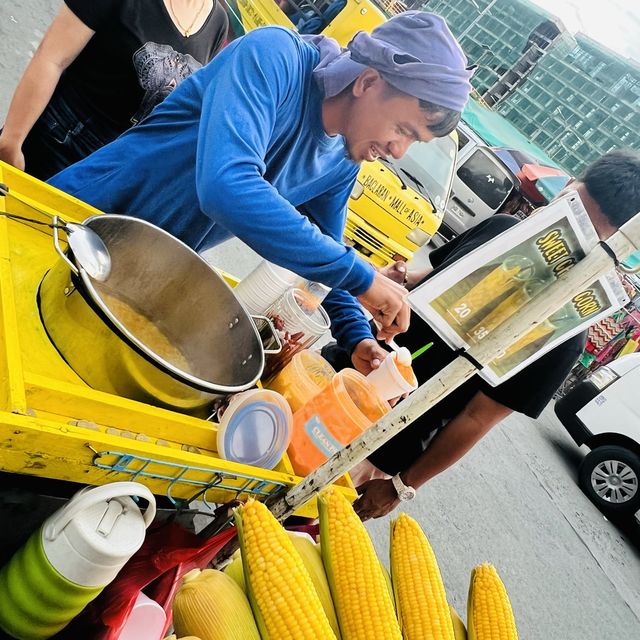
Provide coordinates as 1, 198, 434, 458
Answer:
366, 351, 418, 401
234, 260, 301, 316
261, 288, 331, 381
118, 592, 166, 640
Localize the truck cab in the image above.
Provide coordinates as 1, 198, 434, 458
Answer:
346, 133, 458, 266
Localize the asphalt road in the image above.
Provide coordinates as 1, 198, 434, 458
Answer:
1, 3, 639, 638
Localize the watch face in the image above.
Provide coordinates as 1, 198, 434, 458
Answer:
399, 487, 416, 501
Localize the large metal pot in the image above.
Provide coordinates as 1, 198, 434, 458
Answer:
39, 215, 278, 417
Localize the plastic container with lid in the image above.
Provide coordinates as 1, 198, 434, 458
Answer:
260, 288, 331, 381
287, 369, 390, 476
216, 389, 293, 469
0, 482, 155, 640
265, 350, 336, 413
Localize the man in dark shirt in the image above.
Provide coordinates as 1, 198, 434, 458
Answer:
322, 149, 640, 520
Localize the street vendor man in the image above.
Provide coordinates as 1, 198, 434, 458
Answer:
48, 11, 473, 343
321, 149, 640, 520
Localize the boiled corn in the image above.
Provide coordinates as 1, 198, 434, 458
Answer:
318, 487, 402, 640
467, 564, 518, 640
288, 531, 342, 639
172, 568, 259, 640
235, 499, 337, 640
390, 513, 454, 640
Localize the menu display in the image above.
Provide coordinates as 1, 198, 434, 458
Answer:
408, 191, 629, 384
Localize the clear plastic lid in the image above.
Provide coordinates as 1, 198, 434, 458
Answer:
217, 400, 291, 469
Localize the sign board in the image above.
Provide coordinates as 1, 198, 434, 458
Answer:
408, 191, 629, 385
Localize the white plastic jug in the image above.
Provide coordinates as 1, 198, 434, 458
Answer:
0, 481, 156, 640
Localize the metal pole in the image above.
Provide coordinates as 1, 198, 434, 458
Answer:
269, 215, 640, 520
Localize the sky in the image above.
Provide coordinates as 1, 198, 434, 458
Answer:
529, 0, 640, 62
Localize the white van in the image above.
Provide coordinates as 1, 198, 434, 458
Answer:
436, 122, 519, 244
554, 353, 640, 519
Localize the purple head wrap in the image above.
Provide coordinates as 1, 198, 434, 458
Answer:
309, 11, 474, 113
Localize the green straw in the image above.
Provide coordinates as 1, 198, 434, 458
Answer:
411, 342, 433, 361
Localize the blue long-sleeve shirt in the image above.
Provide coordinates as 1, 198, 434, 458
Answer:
49, 26, 375, 352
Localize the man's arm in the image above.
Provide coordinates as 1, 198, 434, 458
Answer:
353, 390, 512, 519
195, 29, 373, 295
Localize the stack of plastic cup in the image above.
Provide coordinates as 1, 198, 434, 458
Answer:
366, 349, 418, 401
261, 288, 331, 382
233, 260, 302, 316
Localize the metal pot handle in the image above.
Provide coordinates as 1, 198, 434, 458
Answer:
252, 315, 283, 355
51, 215, 79, 276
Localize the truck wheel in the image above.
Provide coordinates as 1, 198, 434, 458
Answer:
578, 446, 640, 516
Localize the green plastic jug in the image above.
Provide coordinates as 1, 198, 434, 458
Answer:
0, 482, 156, 640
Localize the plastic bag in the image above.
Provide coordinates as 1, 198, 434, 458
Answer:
54, 520, 237, 640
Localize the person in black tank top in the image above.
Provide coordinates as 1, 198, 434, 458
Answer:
0, 0, 228, 180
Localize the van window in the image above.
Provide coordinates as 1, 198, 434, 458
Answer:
456, 149, 515, 210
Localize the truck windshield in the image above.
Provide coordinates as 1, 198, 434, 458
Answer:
388, 136, 456, 211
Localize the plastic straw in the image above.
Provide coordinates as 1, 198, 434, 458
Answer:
411, 342, 433, 361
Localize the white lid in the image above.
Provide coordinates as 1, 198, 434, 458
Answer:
217, 390, 292, 468
42, 482, 156, 587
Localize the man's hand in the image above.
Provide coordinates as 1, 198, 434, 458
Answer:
379, 260, 431, 291
378, 261, 407, 286
351, 338, 389, 375
0, 138, 25, 171
353, 479, 400, 520
357, 270, 410, 339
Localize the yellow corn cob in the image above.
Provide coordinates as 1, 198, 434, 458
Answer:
172, 568, 260, 640
467, 564, 518, 640
235, 500, 337, 640
449, 605, 467, 639
318, 487, 402, 640
390, 513, 454, 640
287, 531, 342, 639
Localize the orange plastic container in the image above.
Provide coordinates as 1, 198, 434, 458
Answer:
287, 369, 390, 476
265, 350, 336, 413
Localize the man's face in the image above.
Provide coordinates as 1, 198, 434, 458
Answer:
341, 71, 435, 163
558, 181, 616, 240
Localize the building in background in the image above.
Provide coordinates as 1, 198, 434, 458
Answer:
423, 0, 640, 174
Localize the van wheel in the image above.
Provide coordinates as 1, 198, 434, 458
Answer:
578, 446, 640, 516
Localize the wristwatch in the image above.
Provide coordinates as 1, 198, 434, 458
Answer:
391, 474, 416, 502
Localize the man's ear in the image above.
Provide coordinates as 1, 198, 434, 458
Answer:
352, 69, 382, 97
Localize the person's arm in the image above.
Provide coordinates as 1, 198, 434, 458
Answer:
353, 391, 512, 519
0, 5, 95, 169
195, 29, 409, 334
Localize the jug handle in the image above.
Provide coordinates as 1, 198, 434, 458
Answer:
51, 215, 80, 276
252, 315, 283, 355
43, 482, 157, 541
